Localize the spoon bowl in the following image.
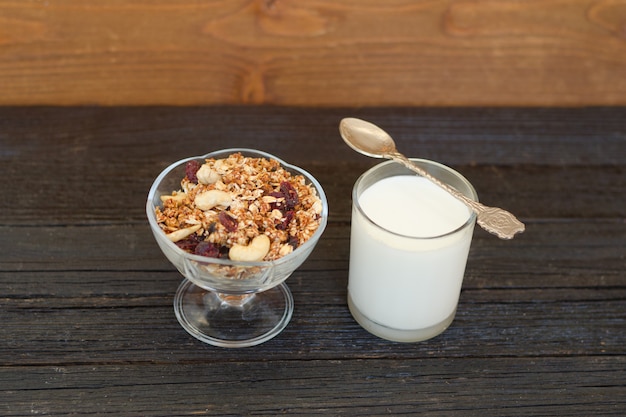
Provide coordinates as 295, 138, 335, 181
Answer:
340, 117, 397, 157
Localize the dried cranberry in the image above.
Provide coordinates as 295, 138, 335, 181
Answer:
280, 181, 299, 209
175, 234, 201, 253
194, 241, 221, 258
219, 246, 230, 258
218, 211, 238, 232
287, 235, 299, 249
276, 210, 294, 230
185, 160, 201, 183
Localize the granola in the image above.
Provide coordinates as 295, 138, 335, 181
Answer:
155, 152, 323, 261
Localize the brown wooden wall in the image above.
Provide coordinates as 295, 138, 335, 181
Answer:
1, 0, 625, 106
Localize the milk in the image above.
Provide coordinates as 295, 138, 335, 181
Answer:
348, 170, 476, 341
357, 175, 469, 238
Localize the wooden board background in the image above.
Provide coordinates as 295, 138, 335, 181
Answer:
1, 107, 625, 415
1, 0, 625, 106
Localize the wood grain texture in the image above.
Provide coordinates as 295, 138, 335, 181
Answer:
0, 107, 625, 415
2, 358, 625, 416
1, 1, 626, 106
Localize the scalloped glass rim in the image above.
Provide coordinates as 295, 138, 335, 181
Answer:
146, 147, 329, 270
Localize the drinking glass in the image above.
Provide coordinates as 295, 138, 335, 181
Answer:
348, 159, 477, 342
147, 148, 328, 347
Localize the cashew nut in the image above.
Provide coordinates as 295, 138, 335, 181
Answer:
269, 209, 283, 220
196, 164, 221, 185
194, 190, 232, 211
228, 234, 270, 262
160, 192, 187, 205
166, 224, 201, 242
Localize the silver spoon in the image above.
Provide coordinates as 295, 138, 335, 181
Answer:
339, 117, 525, 240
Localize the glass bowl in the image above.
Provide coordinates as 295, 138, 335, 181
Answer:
146, 148, 329, 347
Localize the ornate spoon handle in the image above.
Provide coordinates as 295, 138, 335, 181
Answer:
387, 152, 525, 240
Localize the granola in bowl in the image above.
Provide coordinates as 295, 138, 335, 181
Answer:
155, 152, 324, 262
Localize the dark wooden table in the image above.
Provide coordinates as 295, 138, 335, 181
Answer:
1, 106, 624, 416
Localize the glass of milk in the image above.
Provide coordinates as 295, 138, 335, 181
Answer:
348, 159, 478, 342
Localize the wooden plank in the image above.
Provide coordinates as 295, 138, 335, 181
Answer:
0, 162, 624, 223
2, 358, 625, 416
1, 1, 625, 106
1, 220, 624, 284
1, 106, 623, 165
1, 295, 625, 364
